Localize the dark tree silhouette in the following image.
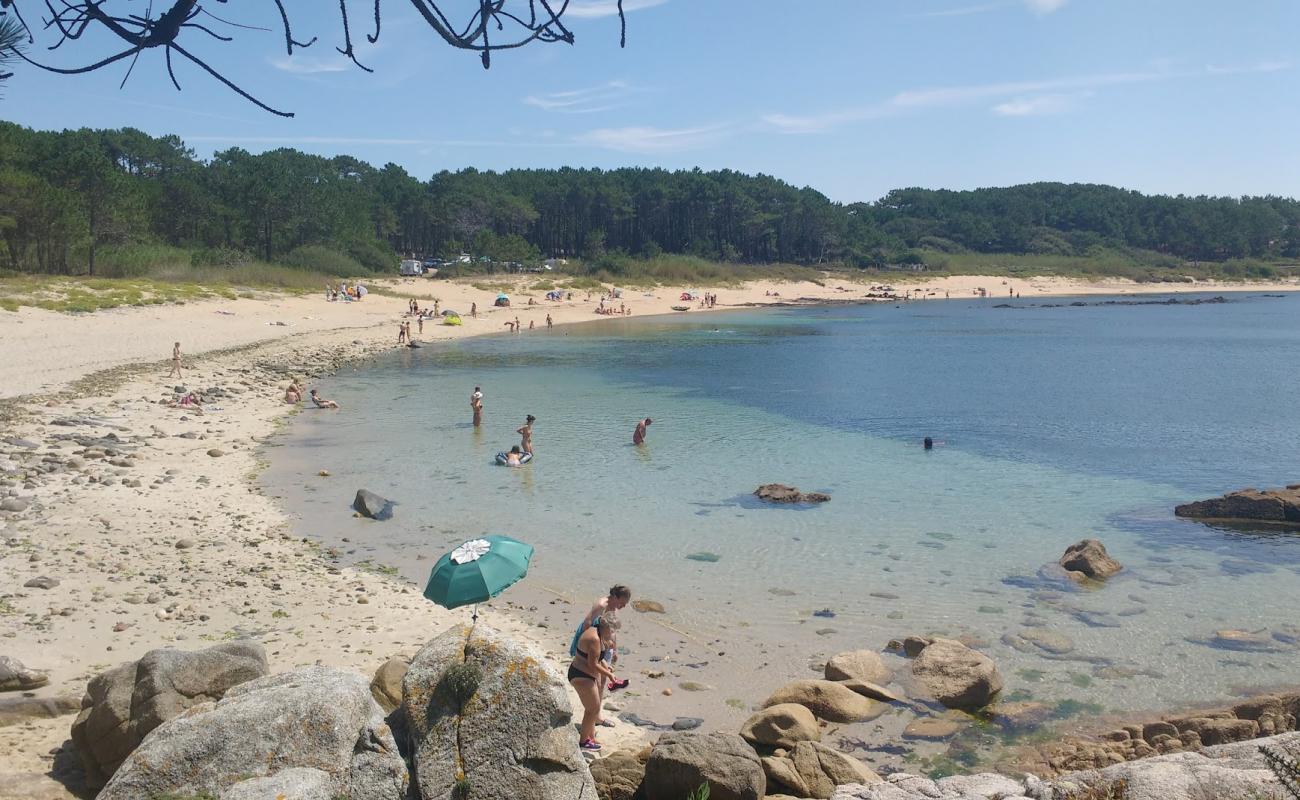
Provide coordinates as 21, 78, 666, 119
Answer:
0, 0, 626, 116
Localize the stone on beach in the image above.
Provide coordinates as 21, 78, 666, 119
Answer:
643, 731, 765, 800
402, 623, 593, 800
764, 741, 881, 799
633, 599, 667, 613
70, 640, 269, 788
368, 655, 409, 714
740, 703, 821, 749
909, 638, 1003, 710
352, 488, 393, 519
1059, 538, 1123, 580
0, 655, 49, 692
763, 679, 885, 723
96, 666, 406, 800
591, 746, 651, 800
0, 694, 81, 727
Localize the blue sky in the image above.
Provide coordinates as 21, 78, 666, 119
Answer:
3, 0, 1298, 202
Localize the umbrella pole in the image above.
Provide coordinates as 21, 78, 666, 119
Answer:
472, 604, 479, 623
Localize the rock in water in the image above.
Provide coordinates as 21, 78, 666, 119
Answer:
910, 638, 1003, 710
402, 623, 594, 800
754, 484, 831, 504
353, 488, 393, 520
1175, 485, 1300, 524
71, 641, 269, 788
1059, 539, 1123, 580
762, 680, 884, 723
0, 655, 50, 692
643, 731, 764, 800
824, 650, 892, 685
740, 703, 821, 749
96, 667, 406, 800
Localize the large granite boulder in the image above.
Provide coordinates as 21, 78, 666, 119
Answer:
643, 731, 764, 800
1175, 485, 1300, 524
824, 650, 892, 685
1058, 539, 1123, 580
591, 746, 650, 800
763, 680, 885, 723
0, 655, 49, 692
910, 638, 1002, 710
70, 640, 268, 788
762, 741, 880, 799
97, 666, 408, 800
740, 703, 821, 749
402, 623, 594, 800
353, 488, 393, 519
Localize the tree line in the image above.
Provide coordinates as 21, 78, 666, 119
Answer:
2, 121, 1297, 277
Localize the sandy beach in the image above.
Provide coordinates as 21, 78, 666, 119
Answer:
2, 272, 1299, 798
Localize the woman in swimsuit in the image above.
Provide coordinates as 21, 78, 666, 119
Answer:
568, 617, 619, 751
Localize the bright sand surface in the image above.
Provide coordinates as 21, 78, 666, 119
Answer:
1, 272, 1298, 797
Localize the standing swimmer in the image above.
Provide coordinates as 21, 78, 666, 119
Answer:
517, 414, 535, 455
470, 386, 483, 427
633, 418, 652, 445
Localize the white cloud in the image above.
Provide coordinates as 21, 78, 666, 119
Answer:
575, 124, 728, 153
524, 80, 639, 114
764, 61, 1291, 134
1023, 0, 1068, 13
922, 3, 1006, 18
992, 93, 1079, 116
268, 55, 351, 74
564, 0, 668, 19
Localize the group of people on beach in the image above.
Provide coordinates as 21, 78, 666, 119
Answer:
568, 584, 633, 751
325, 283, 367, 302
282, 379, 339, 409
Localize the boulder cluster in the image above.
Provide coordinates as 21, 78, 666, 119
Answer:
1175, 484, 1300, 524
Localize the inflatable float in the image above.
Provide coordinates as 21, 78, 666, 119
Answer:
495, 451, 533, 466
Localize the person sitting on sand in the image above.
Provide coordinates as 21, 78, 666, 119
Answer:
505, 445, 524, 467
284, 382, 302, 404
633, 417, 652, 445
517, 414, 535, 455
309, 389, 340, 409
569, 616, 620, 751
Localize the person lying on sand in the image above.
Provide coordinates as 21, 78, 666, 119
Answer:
309, 389, 340, 409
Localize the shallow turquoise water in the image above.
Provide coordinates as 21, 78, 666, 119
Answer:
263, 292, 1300, 739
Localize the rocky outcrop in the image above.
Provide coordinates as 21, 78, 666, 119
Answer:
909, 638, 1002, 710
353, 488, 393, 519
740, 703, 821, 749
762, 741, 880, 798
369, 656, 409, 713
1175, 485, 1300, 524
754, 484, 831, 504
591, 746, 650, 800
402, 623, 594, 800
97, 666, 407, 800
0, 695, 81, 728
0, 655, 49, 692
1058, 539, 1123, 580
70, 640, 269, 788
831, 731, 1300, 799
643, 731, 764, 800
763, 680, 885, 723
1015, 690, 1300, 776
824, 650, 892, 685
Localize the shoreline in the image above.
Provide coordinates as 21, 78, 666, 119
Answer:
2, 275, 1299, 796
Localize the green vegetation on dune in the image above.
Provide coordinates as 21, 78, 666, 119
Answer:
2, 121, 1297, 288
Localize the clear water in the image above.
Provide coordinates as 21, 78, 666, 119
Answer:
262, 293, 1300, 757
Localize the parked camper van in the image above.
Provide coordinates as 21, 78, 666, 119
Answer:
399, 259, 423, 276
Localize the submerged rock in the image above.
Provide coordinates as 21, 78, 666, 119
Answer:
754, 484, 831, 504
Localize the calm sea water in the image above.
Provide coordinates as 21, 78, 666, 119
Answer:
262, 292, 1300, 757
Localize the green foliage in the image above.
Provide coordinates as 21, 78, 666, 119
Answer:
345, 238, 395, 272
685, 783, 710, 800
1260, 743, 1300, 800
192, 246, 253, 268
451, 777, 473, 800
441, 662, 483, 708
279, 244, 366, 277
95, 243, 191, 278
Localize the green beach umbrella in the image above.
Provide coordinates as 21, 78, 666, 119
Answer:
424, 535, 534, 620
